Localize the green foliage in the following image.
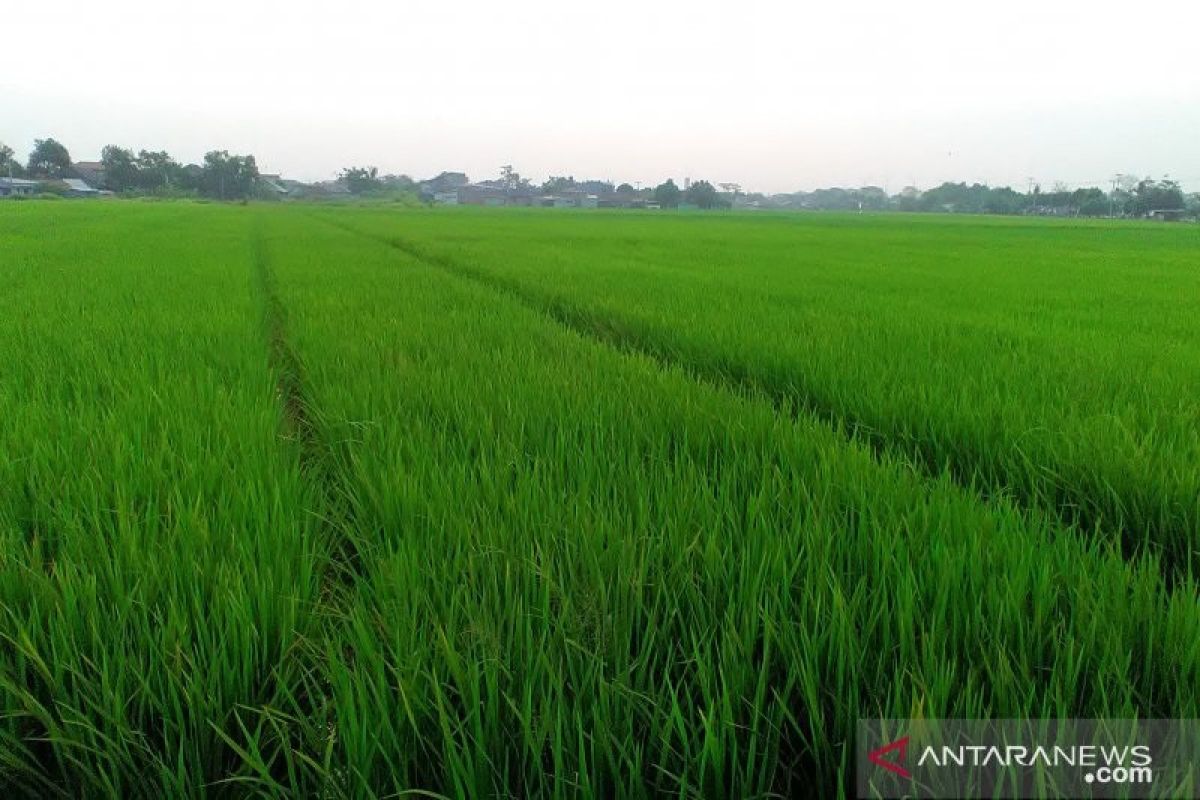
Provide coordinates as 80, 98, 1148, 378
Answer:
1, 203, 1197, 797
683, 179, 729, 209
26, 138, 71, 178
100, 146, 193, 194
541, 175, 576, 193
1186, 193, 1200, 219
340, 165, 382, 194
0, 142, 22, 177
101, 145, 139, 191
352, 207, 1200, 567
381, 173, 417, 192
0, 203, 323, 796
199, 150, 259, 200
1129, 178, 1185, 215
498, 164, 532, 191
652, 178, 681, 208
135, 149, 183, 191
919, 182, 1000, 213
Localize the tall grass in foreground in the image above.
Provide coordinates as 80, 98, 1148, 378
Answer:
260, 209, 1200, 798
330, 207, 1200, 570
0, 204, 325, 797
3, 201, 1197, 798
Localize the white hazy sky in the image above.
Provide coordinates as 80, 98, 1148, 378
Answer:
4, 0, 1198, 193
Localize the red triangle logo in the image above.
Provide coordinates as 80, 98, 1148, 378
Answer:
868, 736, 912, 778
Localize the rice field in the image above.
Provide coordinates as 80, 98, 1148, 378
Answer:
1, 201, 1197, 798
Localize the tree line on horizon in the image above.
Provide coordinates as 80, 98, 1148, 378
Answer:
789, 179, 1191, 218
1, 138, 260, 200
2, 137, 1196, 217
343, 164, 1197, 217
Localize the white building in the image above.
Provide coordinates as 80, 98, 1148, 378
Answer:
0, 178, 38, 198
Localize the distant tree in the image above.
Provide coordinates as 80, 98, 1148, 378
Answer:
857, 186, 888, 211
1072, 187, 1109, 217
988, 187, 1027, 214
1187, 193, 1200, 220
179, 164, 203, 191
341, 166, 383, 194
199, 150, 259, 200
134, 150, 182, 191
542, 175, 576, 193
578, 179, 614, 195
653, 179, 681, 208
894, 186, 922, 211
803, 187, 858, 211
1130, 178, 1184, 215
0, 142, 21, 177
100, 146, 139, 191
1117, 174, 1140, 193
382, 174, 417, 192
615, 182, 635, 194
1108, 188, 1133, 217
684, 180, 727, 209
917, 182, 1001, 214
27, 138, 71, 178
718, 182, 741, 205
499, 164, 532, 191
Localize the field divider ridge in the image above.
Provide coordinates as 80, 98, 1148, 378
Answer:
248, 220, 375, 789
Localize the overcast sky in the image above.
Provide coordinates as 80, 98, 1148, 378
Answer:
4, 0, 1198, 194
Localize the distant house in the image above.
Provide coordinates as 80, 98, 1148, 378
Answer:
72, 161, 107, 189
1148, 209, 1185, 222
257, 174, 289, 197
61, 178, 100, 197
433, 191, 459, 205
461, 185, 507, 206
0, 178, 38, 198
421, 172, 470, 195
278, 179, 311, 196
543, 188, 598, 208
457, 184, 510, 206
577, 180, 614, 195
733, 197, 763, 210
597, 193, 652, 209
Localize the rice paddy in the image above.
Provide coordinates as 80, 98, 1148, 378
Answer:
1, 201, 1197, 798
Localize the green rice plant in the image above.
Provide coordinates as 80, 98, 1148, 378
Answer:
0, 202, 326, 797
257, 207, 1200, 798
321, 207, 1200, 571
3, 200, 1197, 799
